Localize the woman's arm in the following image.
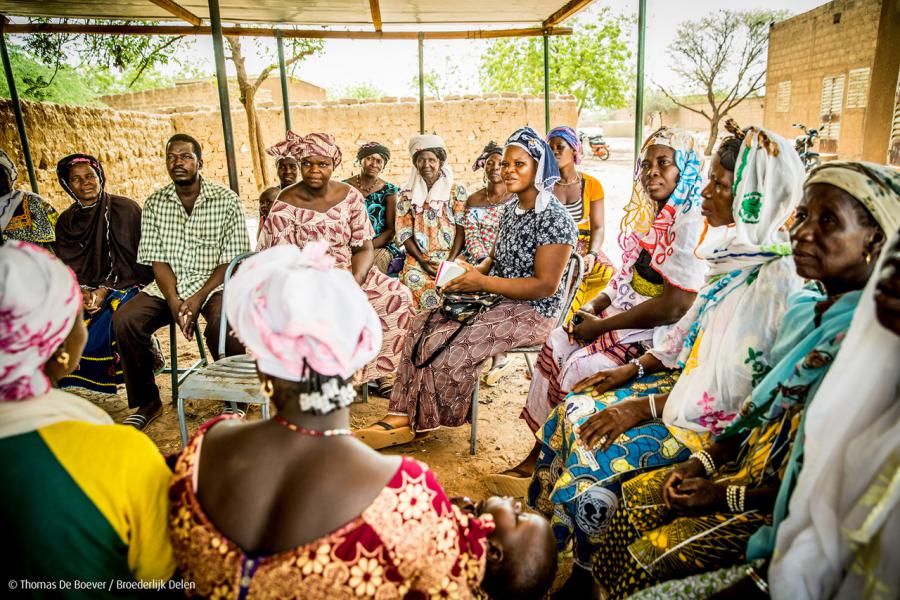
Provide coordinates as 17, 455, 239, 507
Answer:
587, 197, 605, 253
371, 192, 397, 250
574, 280, 696, 340
447, 224, 466, 261
350, 240, 375, 285
444, 243, 570, 300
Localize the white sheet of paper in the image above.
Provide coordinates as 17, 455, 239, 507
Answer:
435, 260, 466, 287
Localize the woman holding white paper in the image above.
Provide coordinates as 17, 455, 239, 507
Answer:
356, 127, 577, 450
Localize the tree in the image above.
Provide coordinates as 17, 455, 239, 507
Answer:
330, 82, 384, 100
658, 9, 788, 155
224, 35, 323, 191
0, 45, 96, 104
479, 7, 631, 116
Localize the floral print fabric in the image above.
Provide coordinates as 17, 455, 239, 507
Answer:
257, 187, 414, 382
170, 417, 494, 599
462, 202, 507, 264
396, 184, 467, 311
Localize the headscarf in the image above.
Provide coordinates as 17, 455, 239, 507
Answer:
56, 153, 106, 206
266, 131, 343, 168
225, 243, 381, 389
505, 126, 560, 213
356, 142, 390, 164
805, 161, 900, 235
54, 154, 153, 290
608, 127, 706, 307
0, 148, 24, 231
403, 134, 455, 212
652, 127, 805, 435
765, 250, 900, 599
547, 126, 583, 165
0, 241, 81, 402
471, 141, 502, 172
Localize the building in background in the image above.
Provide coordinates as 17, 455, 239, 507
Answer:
100, 76, 327, 113
764, 0, 900, 165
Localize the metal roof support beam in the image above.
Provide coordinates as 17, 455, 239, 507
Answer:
369, 0, 383, 32
418, 32, 425, 134
543, 31, 550, 134
147, 0, 202, 26
3, 23, 572, 40
543, 0, 592, 28
0, 17, 39, 193
276, 30, 291, 132
633, 0, 646, 163
207, 0, 239, 194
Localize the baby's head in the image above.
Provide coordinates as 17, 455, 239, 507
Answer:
475, 496, 557, 599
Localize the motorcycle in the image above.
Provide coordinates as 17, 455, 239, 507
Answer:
587, 134, 610, 161
793, 123, 823, 171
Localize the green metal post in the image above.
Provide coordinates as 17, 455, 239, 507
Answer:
418, 32, 425, 134
276, 31, 292, 132
0, 18, 39, 193
543, 31, 550, 134
634, 0, 647, 162
208, 0, 239, 194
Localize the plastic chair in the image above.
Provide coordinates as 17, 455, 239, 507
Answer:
468, 252, 585, 455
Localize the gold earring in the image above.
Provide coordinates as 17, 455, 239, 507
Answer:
56, 350, 70, 368
260, 379, 274, 399
865, 251, 872, 265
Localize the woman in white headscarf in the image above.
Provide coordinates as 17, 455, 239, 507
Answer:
0, 148, 58, 251
0, 241, 174, 586
395, 134, 468, 310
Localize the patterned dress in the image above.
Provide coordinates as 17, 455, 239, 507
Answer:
567, 173, 616, 318
462, 200, 509, 264
389, 198, 577, 432
344, 180, 404, 275
169, 418, 494, 599
396, 184, 467, 311
257, 187, 414, 383
0, 190, 58, 251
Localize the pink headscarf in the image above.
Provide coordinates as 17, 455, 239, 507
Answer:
0, 241, 81, 401
266, 131, 343, 168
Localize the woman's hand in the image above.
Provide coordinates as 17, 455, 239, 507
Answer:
571, 364, 637, 395
565, 311, 605, 343
662, 458, 707, 508
666, 477, 727, 514
573, 397, 648, 452
83, 287, 109, 314
442, 262, 486, 293
583, 252, 596, 275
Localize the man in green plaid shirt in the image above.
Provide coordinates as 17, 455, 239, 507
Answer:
113, 134, 250, 429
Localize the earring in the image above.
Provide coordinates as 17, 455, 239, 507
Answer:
260, 378, 274, 399
865, 251, 872, 265
56, 350, 70, 368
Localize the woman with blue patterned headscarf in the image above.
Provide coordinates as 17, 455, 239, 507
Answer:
356, 126, 577, 450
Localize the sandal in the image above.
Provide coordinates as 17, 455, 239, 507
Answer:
122, 406, 163, 431
482, 466, 533, 497
484, 359, 514, 387
377, 377, 395, 398
221, 403, 247, 418
355, 421, 416, 450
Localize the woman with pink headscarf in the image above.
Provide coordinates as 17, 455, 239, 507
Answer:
0, 241, 174, 588
258, 132, 414, 392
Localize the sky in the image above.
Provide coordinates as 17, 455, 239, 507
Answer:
181, 0, 832, 99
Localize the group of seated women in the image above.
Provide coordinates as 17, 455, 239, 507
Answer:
2, 116, 898, 599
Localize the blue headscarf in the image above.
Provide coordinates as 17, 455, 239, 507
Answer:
505, 126, 560, 212
547, 126, 582, 165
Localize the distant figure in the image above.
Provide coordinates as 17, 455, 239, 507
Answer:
0, 148, 58, 251
258, 152, 298, 226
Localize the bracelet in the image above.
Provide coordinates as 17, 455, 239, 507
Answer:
648, 393, 658, 419
587, 250, 599, 258
629, 357, 644, 379
726, 485, 747, 513
690, 450, 716, 476
745, 564, 769, 594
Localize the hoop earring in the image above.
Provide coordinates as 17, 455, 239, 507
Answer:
864, 251, 872, 265
260, 379, 274, 399
56, 350, 70, 369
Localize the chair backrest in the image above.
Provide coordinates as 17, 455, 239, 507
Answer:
217, 251, 257, 358
554, 252, 585, 329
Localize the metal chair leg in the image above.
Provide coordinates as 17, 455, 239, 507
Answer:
261, 399, 270, 421
170, 322, 178, 407
524, 353, 534, 377
177, 394, 188, 447
470, 380, 479, 455
194, 322, 207, 366
363, 384, 369, 403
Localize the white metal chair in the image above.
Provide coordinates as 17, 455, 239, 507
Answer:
468, 252, 585, 455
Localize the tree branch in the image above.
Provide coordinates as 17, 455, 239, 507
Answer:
657, 83, 710, 120
127, 35, 184, 87
252, 47, 316, 91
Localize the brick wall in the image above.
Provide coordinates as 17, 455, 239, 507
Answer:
763, 0, 884, 160
2, 93, 577, 213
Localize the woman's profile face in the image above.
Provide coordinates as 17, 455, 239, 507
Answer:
791, 183, 879, 282
639, 144, 680, 202
700, 154, 735, 227
500, 146, 537, 194
548, 137, 575, 170
300, 155, 334, 190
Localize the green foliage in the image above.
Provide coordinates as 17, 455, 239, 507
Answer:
409, 72, 443, 99
479, 7, 632, 114
0, 45, 96, 104
330, 82, 384, 100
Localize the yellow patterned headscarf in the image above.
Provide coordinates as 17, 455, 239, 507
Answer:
805, 161, 900, 235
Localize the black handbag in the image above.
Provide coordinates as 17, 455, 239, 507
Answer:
411, 291, 502, 368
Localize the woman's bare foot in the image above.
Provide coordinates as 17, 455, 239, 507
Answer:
500, 442, 542, 478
